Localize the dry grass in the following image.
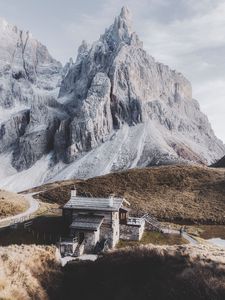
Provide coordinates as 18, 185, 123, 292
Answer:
1, 243, 225, 300
0, 190, 28, 218
185, 225, 225, 240
30, 165, 225, 224
0, 245, 61, 300
60, 244, 225, 300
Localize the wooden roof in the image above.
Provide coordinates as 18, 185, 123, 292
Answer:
64, 196, 124, 212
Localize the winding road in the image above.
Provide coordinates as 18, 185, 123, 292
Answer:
0, 193, 39, 229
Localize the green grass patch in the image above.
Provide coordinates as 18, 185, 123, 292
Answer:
117, 230, 188, 249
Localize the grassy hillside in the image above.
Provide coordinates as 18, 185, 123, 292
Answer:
0, 190, 28, 218
59, 244, 225, 300
1, 244, 225, 300
0, 245, 61, 300
31, 165, 225, 224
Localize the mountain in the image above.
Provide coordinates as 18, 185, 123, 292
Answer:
0, 17, 63, 169
211, 155, 225, 167
0, 17, 64, 188
0, 7, 224, 192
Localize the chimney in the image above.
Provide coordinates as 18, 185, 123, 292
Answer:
71, 187, 77, 197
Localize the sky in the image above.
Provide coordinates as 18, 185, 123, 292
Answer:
0, 0, 224, 142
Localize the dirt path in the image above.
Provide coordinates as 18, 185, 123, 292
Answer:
162, 228, 198, 245
0, 193, 39, 228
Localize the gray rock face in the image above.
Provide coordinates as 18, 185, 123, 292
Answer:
0, 8, 224, 191
0, 17, 63, 170
211, 155, 225, 167
0, 109, 30, 152
69, 72, 113, 153
12, 98, 64, 171
58, 6, 224, 167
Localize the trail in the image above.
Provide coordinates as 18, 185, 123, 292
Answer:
182, 232, 198, 245
162, 228, 198, 245
0, 193, 39, 228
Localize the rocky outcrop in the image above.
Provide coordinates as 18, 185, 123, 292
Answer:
0, 17, 63, 171
211, 155, 225, 167
69, 73, 113, 153
0, 109, 30, 152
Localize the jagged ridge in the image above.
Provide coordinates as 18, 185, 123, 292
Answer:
55, 6, 224, 167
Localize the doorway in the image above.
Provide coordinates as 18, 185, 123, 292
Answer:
78, 232, 84, 244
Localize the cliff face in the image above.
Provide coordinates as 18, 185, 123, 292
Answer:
56, 7, 224, 170
0, 8, 224, 191
0, 17, 63, 170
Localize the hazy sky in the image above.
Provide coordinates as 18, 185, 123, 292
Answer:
0, 0, 224, 142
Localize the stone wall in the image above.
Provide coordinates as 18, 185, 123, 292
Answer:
100, 225, 111, 241
98, 212, 119, 248
111, 212, 120, 247
120, 223, 145, 241
83, 229, 100, 253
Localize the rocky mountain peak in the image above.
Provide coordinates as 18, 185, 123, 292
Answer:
76, 40, 90, 63
57, 7, 224, 174
100, 6, 139, 50
116, 6, 132, 34
0, 17, 63, 175
0, 17, 14, 32
120, 6, 131, 19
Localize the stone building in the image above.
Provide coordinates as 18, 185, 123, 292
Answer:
60, 189, 145, 256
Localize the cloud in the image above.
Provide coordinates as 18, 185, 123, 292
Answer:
141, 1, 225, 62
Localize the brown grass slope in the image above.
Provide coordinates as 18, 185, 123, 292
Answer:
60, 244, 225, 300
1, 244, 225, 300
33, 165, 225, 224
0, 245, 61, 300
0, 190, 28, 218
